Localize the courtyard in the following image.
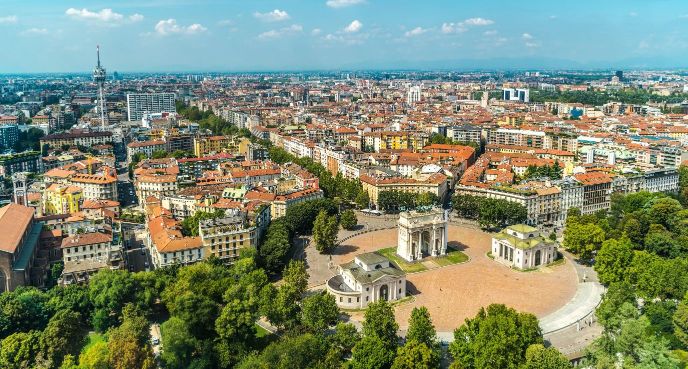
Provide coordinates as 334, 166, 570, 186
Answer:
329, 224, 578, 332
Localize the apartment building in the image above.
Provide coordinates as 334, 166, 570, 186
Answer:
43, 184, 82, 215
271, 187, 324, 219
574, 172, 613, 215
69, 171, 118, 201
147, 213, 203, 269
193, 136, 238, 157
60, 231, 124, 285
361, 172, 449, 207
199, 215, 258, 264
127, 140, 167, 162
40, 130, 112, 148
135, 175, 178, 205
0, 151, 41, 177
126, 93, 176, 121
446, 124, 483, 146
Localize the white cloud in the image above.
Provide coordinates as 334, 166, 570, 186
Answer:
680, 14, 688, 19
483, 30, 497, 36
65, 8, 143, 25
258, 24, 303, 39
549, 15, 558, 20
629, 12, 638, 17
404, 27, 427, 37
21, 27, 49, 36
344, 19, 362, 33
0, 15, 18, 24
321, 32, 367, 45
154, 19, 207, 36
441, 22, 464, 34
442, 17, 494, 34
326, 0, 365, 8
254, 9, 290, 22
521, 33, 538, 47
462, 17, 494, 26
311, 28, 322, 35
218, 19, 234, 26
66, 8, 123, 22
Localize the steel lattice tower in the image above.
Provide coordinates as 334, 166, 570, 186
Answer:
92, 45, 107, 128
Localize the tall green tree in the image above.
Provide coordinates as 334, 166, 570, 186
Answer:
406, 307, 437, 348
449, 304, 542, 369
340, 209, 358, 230
362, 300, 399, 349
301, 292, 340, 333
351, 300, 400, 369
391, 340, 439, 369
107, 305, 155, 369
39, 310, 87, 368
521, 344, 571, 369
674, 292, 688, 347
351, 335, 396, 369
78, 341, 109, 369
0, 331, 41, 369
88, 270, 143, 332
265, 260, 308, 329
161, 317, 198, 369
355, 190, 370, 209
313, 210, 339, 253
562, 221, 605, 260
594, 237, 634, 285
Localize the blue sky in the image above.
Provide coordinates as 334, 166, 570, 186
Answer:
1, 0, 688, 72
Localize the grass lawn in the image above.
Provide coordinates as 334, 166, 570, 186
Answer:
434, 249, 469, 267
255, 324, 271, 338
376, 247, 427, 273
81, 332, 106, 354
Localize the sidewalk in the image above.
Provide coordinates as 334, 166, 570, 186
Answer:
539, 282, 605, 333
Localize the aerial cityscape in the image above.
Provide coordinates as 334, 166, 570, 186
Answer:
1, 1, 688, 368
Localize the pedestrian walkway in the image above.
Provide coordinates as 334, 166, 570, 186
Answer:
538, 281, 605, 333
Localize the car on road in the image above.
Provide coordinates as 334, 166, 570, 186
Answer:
151, 337, 159, 345
141, 248, 146, 255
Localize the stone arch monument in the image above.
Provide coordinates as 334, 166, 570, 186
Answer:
397, 208, 448, 262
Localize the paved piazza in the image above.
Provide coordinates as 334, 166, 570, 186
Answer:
332, 225, 578, 332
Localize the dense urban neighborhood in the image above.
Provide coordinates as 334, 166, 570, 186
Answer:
2, 2, 688, 368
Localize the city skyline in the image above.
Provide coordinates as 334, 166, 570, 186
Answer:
2, 0, 688, 72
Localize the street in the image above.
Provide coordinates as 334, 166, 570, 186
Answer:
149, 323, 162, 357
121, 222, 150, 272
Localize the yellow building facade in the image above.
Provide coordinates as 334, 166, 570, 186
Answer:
193, 136, 238, 157
43, 184, 83, 215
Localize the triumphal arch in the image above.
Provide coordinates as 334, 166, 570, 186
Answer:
397, 208, 448, 262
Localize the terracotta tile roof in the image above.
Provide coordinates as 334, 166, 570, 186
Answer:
61, 232, 112, 248
0, 204, 35, 254
70, 173, 117, 185
81, 199, 120, 209
148, 215, 203, 253
574, 172, 613, 186
127, 140, 166, 148
45, 168, 76, 178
